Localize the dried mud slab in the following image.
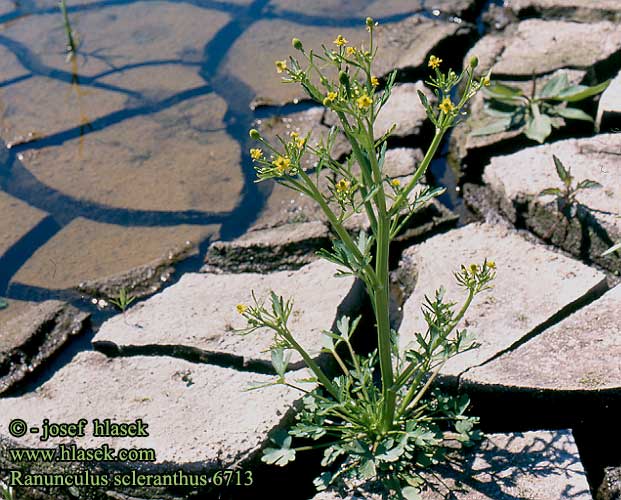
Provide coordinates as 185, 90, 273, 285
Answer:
596, 69, 621, 133
0, 350, 307, 499
507, 0, 621, 22
482, 134, 621, 273
203, 220, 331, 273
398, 222, 606, 377
463, 284, 621, 393
452, 17, 621, 164
0, 300, 89, 394
467, 19, 621, 78
93, 260, 364, 370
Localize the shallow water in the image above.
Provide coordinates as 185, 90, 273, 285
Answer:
0, 0, 475, 326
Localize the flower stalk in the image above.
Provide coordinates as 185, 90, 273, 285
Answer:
237, 20, 495, 498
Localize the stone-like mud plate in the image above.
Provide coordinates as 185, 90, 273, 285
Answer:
0, 350, 308, 499
93, 259, 364, 370
397, 222, 606, 377
0, 300, 89, 394
482, 134, 621, 273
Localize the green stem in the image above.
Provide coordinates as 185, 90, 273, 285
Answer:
375, 213, 395, 433
284, 331, 339, 400
359, 127, 395, 434
396, 361, 444, 419
59, 0, 77, 55
331, 348, 350, 376
389, 127, 445, 217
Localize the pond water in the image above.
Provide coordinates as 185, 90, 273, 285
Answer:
0, 0, 475, 327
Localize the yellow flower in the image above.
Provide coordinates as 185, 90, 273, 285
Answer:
334, 35, 348, 47
346, 46, 356, 56
391, 179, 401, 187
275, 60, 287, 73
236, 304, 247, 314
323, 91, 338, 106
371, 76, 379, 87
356, 94, 373, 109
250, 148, 263, 160
273, 155, 291, 174
428, 55, 442, 69
336, 179, 350, 192
469, 264, 478, 274
289, 131, 305, 148
439, 97, 455, 114
486, 260, 496, 270
481, 75, 491, 87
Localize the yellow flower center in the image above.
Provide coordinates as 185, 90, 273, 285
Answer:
391, 179, 401, 187
428, 55, 442, 69
486, 260, 496, 270
482, 76, 491, 87
439, 97, 455, 114
336, 179, 350, 192
371, 76, 379, 87
346, 46, 356, 56
275, 60, 287, 73
356, 94, 373, 109
236, 304, 247, 314
334, 35, 348, 47
323, 91, 338, 106
250, 148, 263, 160
273, 156, 291, 174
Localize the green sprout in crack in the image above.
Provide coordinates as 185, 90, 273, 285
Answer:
59, 0, 78, 60
472, 73, 610, 143
539, 154, 602, 211
108, 287, 137, 313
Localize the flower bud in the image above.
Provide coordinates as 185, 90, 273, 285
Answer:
469, 56, 479, 68
249, 129, 261, 140
365, 17, 374, 29
292, 38, 303, 51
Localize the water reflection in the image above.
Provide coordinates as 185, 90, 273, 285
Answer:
0, 0, 452, 323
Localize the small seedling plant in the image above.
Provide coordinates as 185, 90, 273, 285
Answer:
539, 154, 602, 212
59, 0, 78, 60
108, 287, 137, 313
538, 154, 604, 240
238, 19, 495, 498
472, 73, 609, 143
